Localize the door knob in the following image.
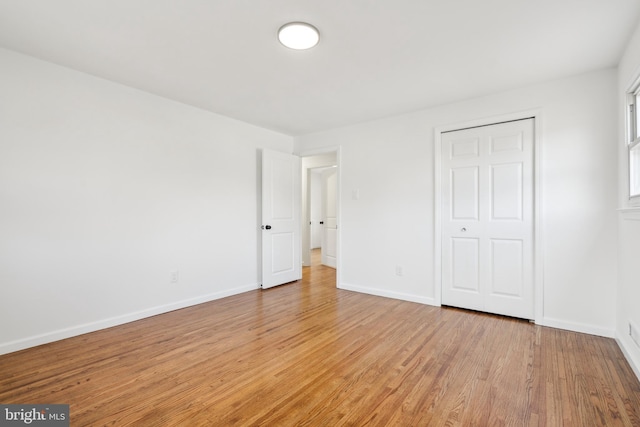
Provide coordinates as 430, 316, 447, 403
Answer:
461, 227, 467, 232
262, 225, 272, 230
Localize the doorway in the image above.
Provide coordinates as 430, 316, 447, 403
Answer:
260, 148, 339, 289
300, 150, 339, 278
309, 166, 337, 267
439, 118, 536, 320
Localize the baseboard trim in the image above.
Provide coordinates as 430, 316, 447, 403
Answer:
538, 316, 615, 338
616, 334, 640, 382
338, 282, 438, 306
0, 283, 260, 356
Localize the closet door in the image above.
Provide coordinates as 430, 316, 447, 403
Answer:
441, 119, 534, 320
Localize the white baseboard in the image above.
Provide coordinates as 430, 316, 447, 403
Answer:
338, 282, 438, 306
537, 316, 615, 338
616, 333, 640, 382
0, 283, 259, 356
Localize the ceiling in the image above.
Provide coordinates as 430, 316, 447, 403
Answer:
1, 1, 639, 136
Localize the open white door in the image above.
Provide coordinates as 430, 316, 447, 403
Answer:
261, 149, 301, 289
321, 167, 337, 268
441, 119, 534, 320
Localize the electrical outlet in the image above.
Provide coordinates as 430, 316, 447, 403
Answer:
630, 321, 640, 348
395, 265, 403, 276
170, 270, 179, 284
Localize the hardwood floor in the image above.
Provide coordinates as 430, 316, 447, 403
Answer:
1, 251, 639, 426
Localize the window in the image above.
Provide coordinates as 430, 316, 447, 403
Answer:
627, 88, 640, 201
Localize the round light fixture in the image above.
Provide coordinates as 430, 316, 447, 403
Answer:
278, 22, 319, 50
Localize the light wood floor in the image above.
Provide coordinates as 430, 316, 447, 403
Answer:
1, 250, 639, 426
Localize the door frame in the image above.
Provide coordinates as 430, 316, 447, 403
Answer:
298, 146, 341, 286
434, 110, 543, 323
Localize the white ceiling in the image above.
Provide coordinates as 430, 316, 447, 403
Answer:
1, 1, 639, 136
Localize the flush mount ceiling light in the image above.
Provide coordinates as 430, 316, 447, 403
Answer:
278, 22, 319, 50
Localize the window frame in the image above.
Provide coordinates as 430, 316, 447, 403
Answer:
626, 86, 640, 205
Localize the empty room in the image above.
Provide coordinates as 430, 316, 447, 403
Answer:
1, 1, 640, 425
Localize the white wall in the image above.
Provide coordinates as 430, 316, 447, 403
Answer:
295, 69, 618, 336
0, 48, 293, 354
616, 21, 640, 379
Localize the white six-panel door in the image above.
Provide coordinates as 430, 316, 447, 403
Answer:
441, 119, 534, 319
261, 149, 301, 289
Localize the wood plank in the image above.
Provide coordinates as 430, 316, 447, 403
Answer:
1, 250, 639, 426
